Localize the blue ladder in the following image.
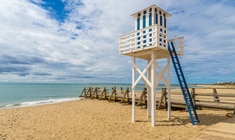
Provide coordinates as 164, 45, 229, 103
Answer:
168, 41, 200, 125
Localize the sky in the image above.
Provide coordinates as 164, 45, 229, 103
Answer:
0, 0, 235, 84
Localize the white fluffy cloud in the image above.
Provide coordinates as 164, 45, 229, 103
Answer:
0, 0, 235, 83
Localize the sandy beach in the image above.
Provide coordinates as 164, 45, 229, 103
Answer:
0, 98, 234, 140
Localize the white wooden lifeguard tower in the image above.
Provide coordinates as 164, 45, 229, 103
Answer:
119, 5, 189, 126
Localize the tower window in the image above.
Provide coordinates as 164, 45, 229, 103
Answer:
155, 13, 158, 24
149, 33, 152, 37
137, 37, 141, 40
138, 13, 141, 17
143, 40, 146, 43
137, 32, 140, 36
159, 38, 162, 42
149, 28, 152, 32
143, 15, 146, 28
143, 35, 146, 38
137, 18, 140, 30
150, 8, 152, 12
143, 10, 146, 14
143, 30, 146, 34
164, 17, 166, 27
160, 15, 162, 26
149, 38, 152, 42
149, 12, 152, 26
155, 8, 157, 12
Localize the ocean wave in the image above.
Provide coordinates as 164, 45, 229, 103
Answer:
1, 97, 82, 109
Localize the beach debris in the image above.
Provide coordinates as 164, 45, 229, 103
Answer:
226, 113, 233, 118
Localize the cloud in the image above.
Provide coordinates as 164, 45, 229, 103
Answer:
163, 0, 235, 83
0, 0, 235, 83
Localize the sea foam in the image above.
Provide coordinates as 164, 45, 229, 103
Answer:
2, 97, 82, 109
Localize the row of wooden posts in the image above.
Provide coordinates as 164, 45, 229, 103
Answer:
80, 87, 235, 113
79, 87, 148, 105
79, 86, 186, 108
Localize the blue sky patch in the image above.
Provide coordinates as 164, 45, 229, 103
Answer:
29, 0, 84, 23
30, 0, 71, 22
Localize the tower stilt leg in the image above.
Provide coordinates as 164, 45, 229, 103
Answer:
147, 60, 151, 118
167, 57, 171, 120
132, 56, 136, 123
151, 51, 156, 127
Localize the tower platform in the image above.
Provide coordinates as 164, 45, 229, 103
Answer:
119, 25, 184, 60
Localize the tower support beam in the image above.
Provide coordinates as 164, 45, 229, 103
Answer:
132, 59, 152, 88
131, 51, 171, 126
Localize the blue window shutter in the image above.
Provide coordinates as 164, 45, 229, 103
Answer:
149, 13, 152, 26
137, 18, 140, 30
160, 16, 162, 26
155, 13, 158, 24
164, 17, 166, 27
143, 15, 146, 28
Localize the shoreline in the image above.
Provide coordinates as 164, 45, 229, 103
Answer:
0, 97, 82, 110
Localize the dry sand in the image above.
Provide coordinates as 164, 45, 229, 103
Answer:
0, 98, 234, 140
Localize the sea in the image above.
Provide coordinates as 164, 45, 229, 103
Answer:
0, 83, 188, 109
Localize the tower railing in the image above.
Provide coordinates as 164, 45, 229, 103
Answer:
168, 36, 184, 55
119, 25, 168, 54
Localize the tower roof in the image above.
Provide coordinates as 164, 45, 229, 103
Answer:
131, 4, 171, 18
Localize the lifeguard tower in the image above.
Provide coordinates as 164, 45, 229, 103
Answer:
119, 4, 199, 126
